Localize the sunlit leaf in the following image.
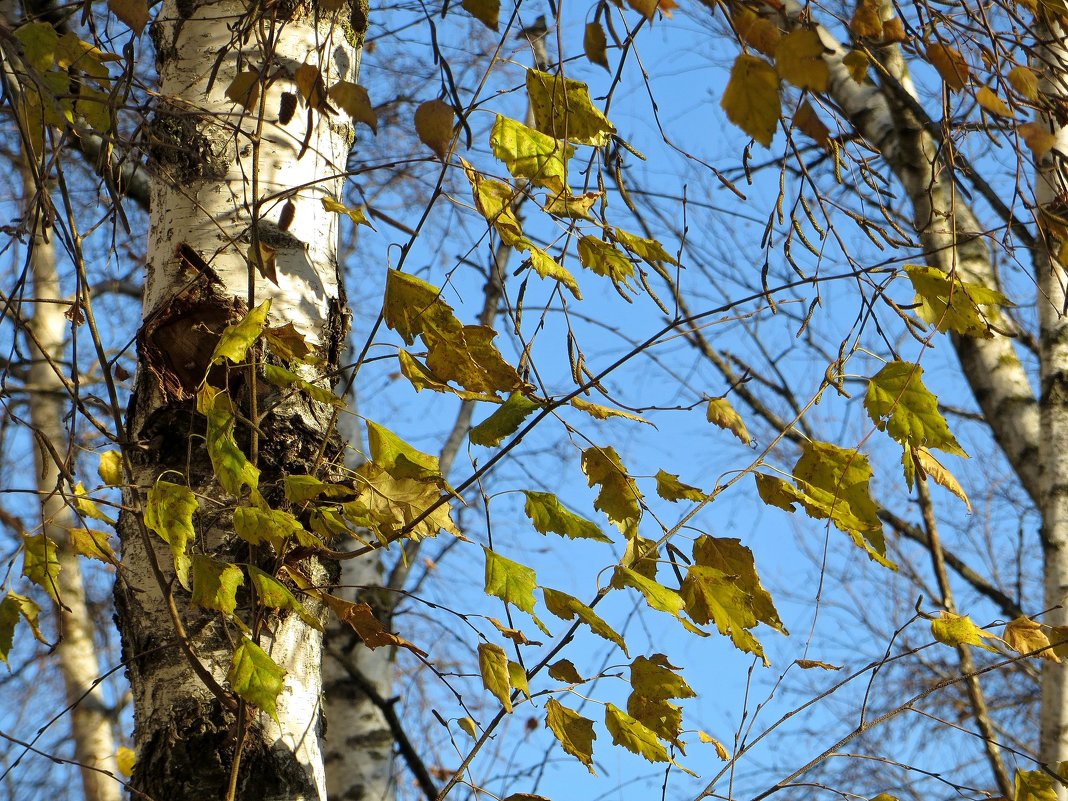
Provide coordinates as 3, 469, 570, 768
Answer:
526, 69, 615, 146
545, 698, 596, 774
584, 22, 609, 70
526, 244, 582, 299
926, 43, 969, 91
611, 566, 686, 617
144, 480, 196, 589
524, 492, 611, 543
321, 595, 429, 656
461, 160, 525, 246
1004, 616, 1058, 661
1008, 67, 1039, 100
226, 71, 261, 111
698, 730, 730, 759
906, 265, 1013, 337
578, 236, 636, 294
14, 22, 58, 73
544, 191, 601, 220
484, 547, 546, 632
548, 659, 584, 683
212, 300, 271, 364
865, 361, 967, 456
977, 86, 1013, 117
190, 556, 244, 615
706, 397, 751, 444
631, 654, 695, 700
115, 747, 136, 777
604, 703, 672, 765
351, 462, 461, 541
614, 228, 679, 266
570, 397, 650, 424
108, 0, 149, 34
98, 450, 123, 486
931, 611, 999, 652
793, 100, 831, 149
294, 64, 334, 113
722, 54, 780, 147
470, 392, 540, 447
796, 659, 841, 670
367, 420, 442, 482
73, 482, 115, 524
0, 593, 45, 664
197, 387, 263, 506
282, 475, 351, 504
327, 82, 378, 132
543, 587, 627, 654
248, 565, 322, 629
262, 364, 344, 407
655, 470, 706, 503
490, 115, 573, 195
508, 661, 530, 697
628, 693, 683, 748
732, 6, 780, 56
228, 637, 286, 721
68, 528, 118, 564
322, 196, 374, 228
582, 446, 642, 536
457, 716, 478, 737
842, 50, 869, 82
478, 642, 513, 711
1015, 770, 1057, 801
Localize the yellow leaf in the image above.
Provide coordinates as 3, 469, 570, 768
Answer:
1008, 66, 1039, 100
732, 7, 780, 57
212, 300, 271, 364
905, 264, 1013, 337
842, 50, 870, 83
796, 658, 841, 670
226, 71, 261, 111
605, 703, 694, 775
626, 0, 678, 19
794, 100, 831, 149
526, 69, 616, 146
294, 64, 334, 113
584, 22, 610, 70
864, 361, 967, 456
508, 661, 530, 697
548, 658, 584, 683
706, 397, 751, 443
14, 22, 58, 73
248, 565, 322, 630
926, 43, 969, 91
570, 396, 650, 424
477, 642, 513, 712
490, 114, 573, 195
457, 716, 478, 738
115, 747, 136, 777
976, 86, 1013, 117
470, 392, 540, 447
775, 29, 829, 92
1016, 770, 1057, 801
882, 17, 907, 43
415, 99, 455, 160
545, 698, 596, 774
722, 54, 780, 147
322, 196, 374, 228
542, 587, 628, 654
1020, 122, 1057, 158
73, 481, 115, 524
655, 470, 706, 502
68, 528, 118, 564
190, 556, 244, 615
462, 0, 500, 30
849, 0, 882, 39
578, 236, 637, 293
525, 245, 582, 299
108, 0, 149, 34
484, 547, 549, 633
698, 730, 730, 760
327, 82, 378, 133
911, 447, 971, 511
144, 480, 197, 589
614, 228, 679, 266
931, 611, 999, 652
1004, 616, 1059, 661
582, 446, 642, 535
461, 160, 525, 246
544, 190, 601, 220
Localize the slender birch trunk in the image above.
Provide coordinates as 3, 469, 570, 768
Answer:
1033, 19, 1068, 789
116, 2, 365, 798
22, 164, 122, 801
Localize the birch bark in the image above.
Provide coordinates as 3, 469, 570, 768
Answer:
115, 2, 366, 799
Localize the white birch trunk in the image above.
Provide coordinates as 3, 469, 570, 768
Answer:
1033, 20, 1068, 790
116, 2, 365, 798
23, 170, 122, 801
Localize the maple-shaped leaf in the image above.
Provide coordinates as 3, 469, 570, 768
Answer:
0, 593, 45, 664
582, 446, 642, 536
197, 387, 263, 506
692, 535, 786, 634
655, 470, 706, 502
190, 556, 244, 615
775, 29, 829, 92
524, 492, 611, 543
545, 698, 596, 774
1015, 770, 1057, 801
144, 480, 197, 589
470, 392, 540, 447
526, 70, 616, 146
212, 300, 271, 364
367, 420, 442, 482
248, 566, 322, 630
1004, 616, 1058, 661
865, 361, 967, 456
548, 659, 584, 683
490, 115, 573, 195
706, 397, 751, 444
542, 587, 628, 654
351, 462, 461, 542
631, 654, 695, 700
905, 265, 1012, 338
484, 547, 548, 632
931, 611, 999, 652
478, 642, 513, 711
228, 638, 286, 721
722, 54, 780, 147
415, 99, 455, 159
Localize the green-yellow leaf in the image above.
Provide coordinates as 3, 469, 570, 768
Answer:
865, 361, 967, 456
462, 0, 499, 28
545, 698, 596, 774
680, 564, 768, 661
1004, 616, 1059, 661
526, 69, 616, 146
190, 556, 244, 615
327, 82, 378, 132
478, 642, 513, 711
22, 533, 60, 601
144, 480, 197, 589
584, 22, 610, 70
98, 450, 123, 486
68, 528, 118, 564
283, 475, 351, 504
775, 29, 829, 92
396, 350, 498, 401
350, 462, 462, 542
262, 364, 344, 407
931, 611, 999, 652
544, 190, 601, 220
212, 300, 271, 364
524, 492, 611, 543
1016, 770, 1057, 801
484, 547, 546, 631
1008, 66, 1039, 100
630, 654, 695, 700
905, 265, 1013, 338
578, 236, 636, 294
542, 587, 628, 655
457, 716, 478, 738
470, 392, 540, 447
654, 470, 706, 503
490, 115, 573, 195
198, 387, 263, 506
415, 99, 454, 160
604, 703, 671, 764
706, 397, 751, 444
582, 446, 642, 536
628, 693, 683, 748
461, 160, 525, 246
722, 54, 780, 147
228, 637, 286, 721
508, 660, 530, 698
367, 420, 442, 482
248, 565, 322, 629
14, 22, 58, 73
613, 228, 679, 266
547, 658, 582, 683
526, 245, 582, 299
0, 593, 45, 664
611, 566, 686, 617
699, 730, 730, 760
55, 33, 119, 79
73, 482, 115, 524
